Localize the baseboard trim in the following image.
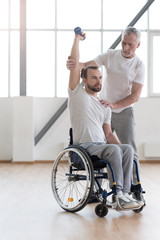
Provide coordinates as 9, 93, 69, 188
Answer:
140, 160, 160, 164
1, 160, 160, 164
35, 160, 54, 163
0, 160, 12, 163
11, 160, 54, 164
0, 160, 54, 164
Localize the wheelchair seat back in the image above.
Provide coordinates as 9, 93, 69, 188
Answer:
69, 128, 106, 170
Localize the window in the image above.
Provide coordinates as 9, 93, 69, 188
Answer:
0, 0, 20, 97
57, 0, 101, 29
0, 1, 8, 29
0, 0, 159, 97
26, 31, 55, 97
10, 31, 20, 97
26, 0, 55, 29
149, 0, 160, 29
103, 0, 147, 29
0, 32, 8, 97
149, 32, 160, 96
152, 36, 160, 94
26, 0, 55, 97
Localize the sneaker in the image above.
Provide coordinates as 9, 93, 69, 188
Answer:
116, 191, 139, 209
106, 199, 112, 208
124, 193, 144, 208
124, 192, 137, 202
132, 192, 146, 206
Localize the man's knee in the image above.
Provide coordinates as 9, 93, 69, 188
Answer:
120, 144, 134, 159
125, 144, 134, 154
102, 144, 123, 159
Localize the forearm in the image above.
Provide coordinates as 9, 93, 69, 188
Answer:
70, 36, 80, 66
69, 36, 80, 90
106, 133, 120, 144
111, 82, 143, 109
111, 94, 139, 109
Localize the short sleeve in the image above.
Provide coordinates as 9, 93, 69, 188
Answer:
68, 83, 82, 97
94, 50, 110, 67
104, 107, 112, 125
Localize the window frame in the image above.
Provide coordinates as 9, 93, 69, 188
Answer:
0, 0, 159, 98
148, 30, 160, 97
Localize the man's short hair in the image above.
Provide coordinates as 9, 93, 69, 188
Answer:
122, 26, 141, 42
81, 66, 99, 79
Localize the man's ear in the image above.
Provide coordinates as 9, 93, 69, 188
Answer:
82, 78, 86, 84
137, 41, 140, 49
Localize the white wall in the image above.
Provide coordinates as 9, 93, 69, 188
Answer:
34, 97, 70, 161
134, 97, 160, 160
12, 97, 34, 162
0, 97, 159, 162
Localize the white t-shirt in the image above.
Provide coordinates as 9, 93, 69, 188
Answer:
94, 49, 145, 113
68, 84, 111, 145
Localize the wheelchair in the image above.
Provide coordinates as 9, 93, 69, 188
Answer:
51, 129, 145, 217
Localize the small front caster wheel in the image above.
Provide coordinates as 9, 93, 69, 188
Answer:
133, 206, 144, 213
95, 204, 108, 217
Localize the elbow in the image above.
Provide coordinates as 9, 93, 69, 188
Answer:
133, 96, 139, 103
131, 94, 140, 103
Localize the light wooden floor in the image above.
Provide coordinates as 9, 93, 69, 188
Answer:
0, 162, 160, 240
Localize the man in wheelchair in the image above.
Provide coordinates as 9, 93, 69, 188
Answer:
67, 30, 144, 210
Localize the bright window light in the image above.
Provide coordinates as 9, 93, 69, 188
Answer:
0, 32, 8, 97
136, 32, 148, 97
103, 32, 121, 51
10, 0, 20, 29
103, 0, 147, 29
10, 31, 20, 97
57, 0, 101, 29
0, 0, 8, 28
149, 0, 160, 29
26, 0, 55, 29
153, 36, 160, 93
26, 31, 55, 97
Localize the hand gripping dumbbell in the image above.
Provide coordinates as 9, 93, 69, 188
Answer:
74, 27, 86, 40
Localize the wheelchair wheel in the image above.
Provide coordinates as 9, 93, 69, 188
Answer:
51, 147, 94, 213
95, 204, 108, 217
93, 169, 110, 203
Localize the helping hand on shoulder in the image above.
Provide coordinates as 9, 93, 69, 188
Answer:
99, 99, 114, 109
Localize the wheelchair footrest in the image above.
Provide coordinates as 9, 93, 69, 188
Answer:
110, 196, 144, 211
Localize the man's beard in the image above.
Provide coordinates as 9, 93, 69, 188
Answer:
87, 83, 102, 92
121, 50, 133, 58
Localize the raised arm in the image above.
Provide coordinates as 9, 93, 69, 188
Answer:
69, 33, 85, 90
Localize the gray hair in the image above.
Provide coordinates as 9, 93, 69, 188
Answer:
122, 26, 141, 43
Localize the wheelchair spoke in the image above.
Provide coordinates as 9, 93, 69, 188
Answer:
51, 147, 94, 212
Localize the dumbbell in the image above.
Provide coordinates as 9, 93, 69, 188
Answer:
74, 27, 86, 40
